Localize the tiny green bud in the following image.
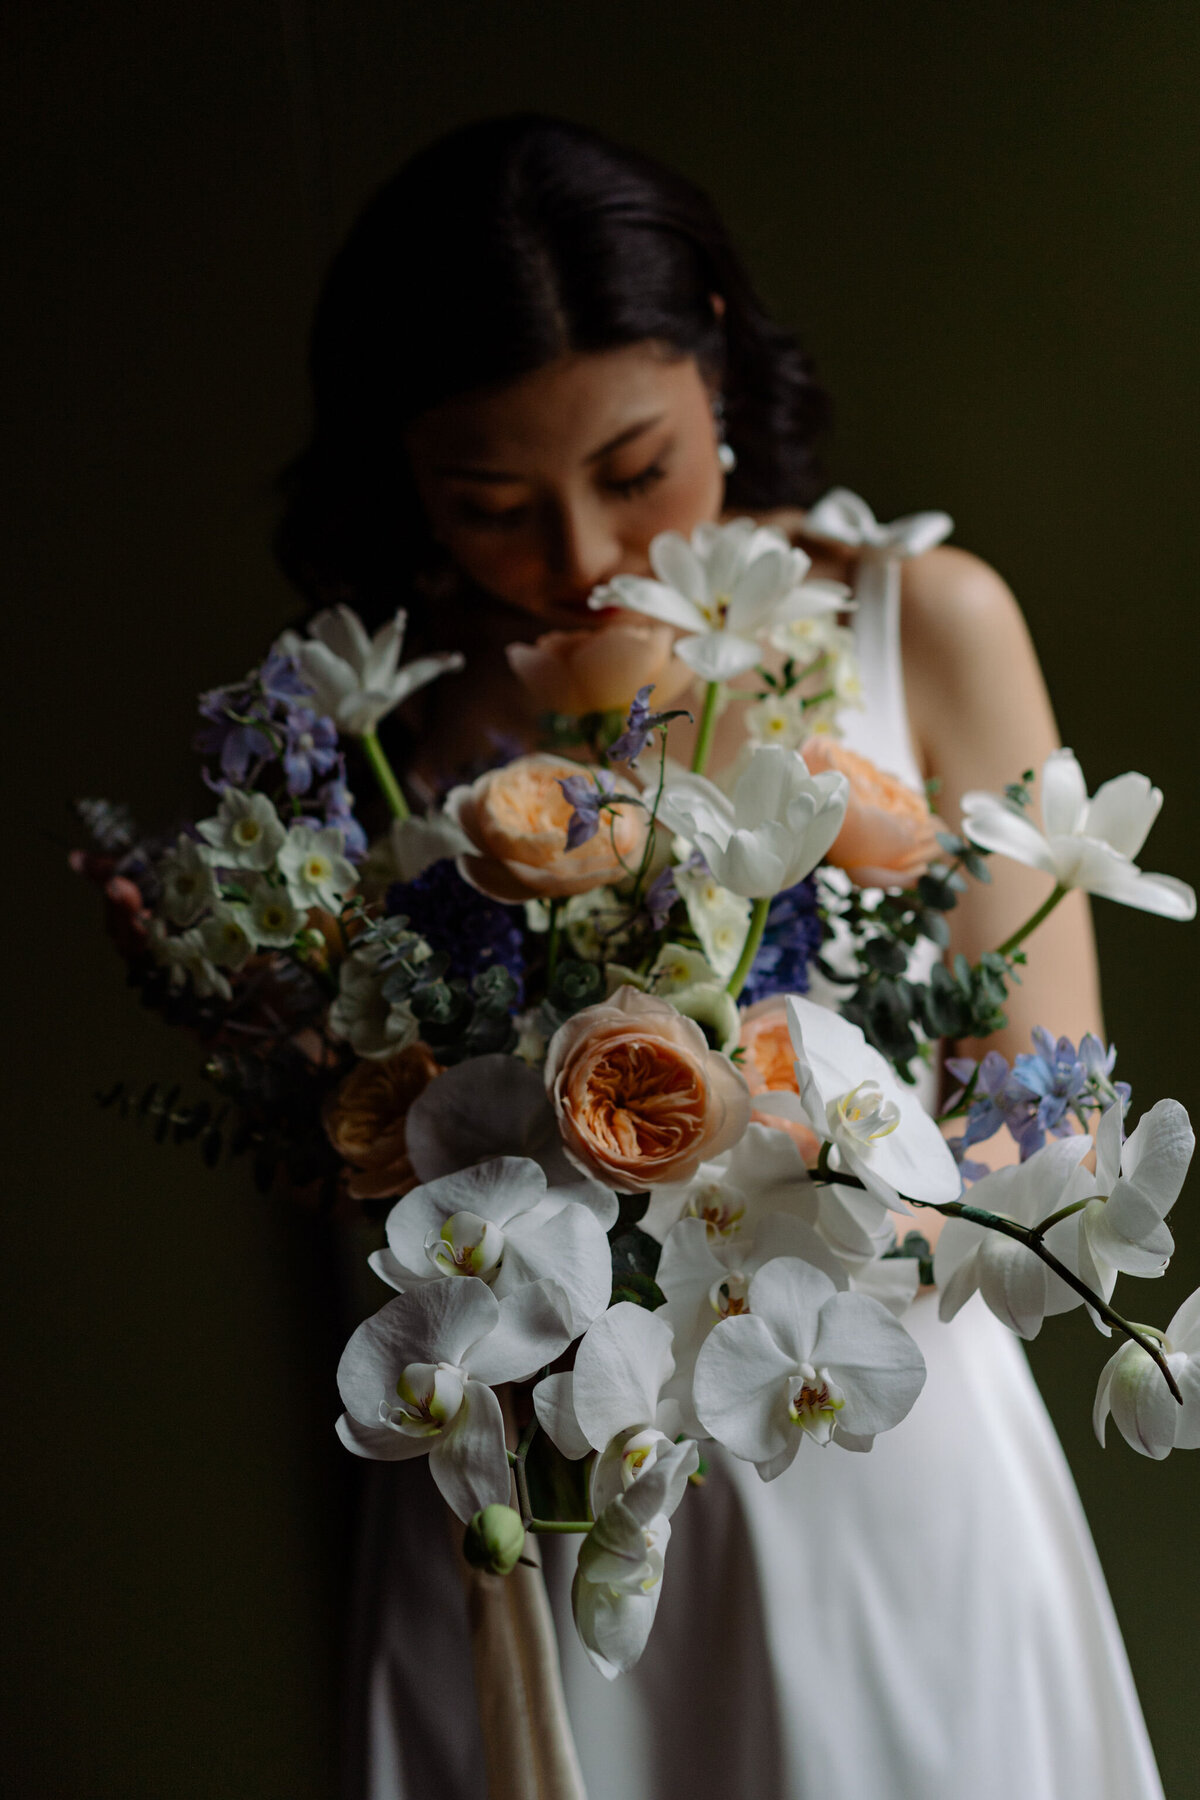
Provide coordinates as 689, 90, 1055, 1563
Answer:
462, 1504, 526, 1576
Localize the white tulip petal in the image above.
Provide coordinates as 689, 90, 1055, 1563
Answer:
692, 1312, 796, 1460
649, 533, 708, 605
572, 1304, 676, 1450
1085, 863, 1196, 921
1040, 749, 1089, 838
1083, 771, 1162, 859
960, 794, 1058, 874
598, 575, 704, 633
428, 1379, 511, 1520
675, 632, 764, 682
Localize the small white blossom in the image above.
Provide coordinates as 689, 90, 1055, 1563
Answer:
147, 920, 232, 1001
744, 691, 807, 751
199, 902, 254, 971
672, 863, 750, 981
277, 823, 357, 911
241, 876, 305, 950
157, 833, 219, 925
328, 942, 419, 1059
196, 789, 286, 873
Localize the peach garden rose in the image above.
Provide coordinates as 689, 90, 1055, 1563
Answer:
801, 735, 941, 889
445, 752, 650, 904
505, 619, 695, 717
323, 1042, 441, 1201
545, 985, 752, 1189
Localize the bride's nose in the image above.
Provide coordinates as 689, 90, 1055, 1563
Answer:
548, 498, 624, 598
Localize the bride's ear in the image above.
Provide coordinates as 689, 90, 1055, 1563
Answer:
709, 292, 727, 320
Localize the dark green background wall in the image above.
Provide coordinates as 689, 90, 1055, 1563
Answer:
5, 4, 1197, 1794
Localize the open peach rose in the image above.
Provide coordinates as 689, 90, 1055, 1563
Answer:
445, 753, 650, 903
801, 736, 941, 888
505, 620, 695, 717
738, 996, 822, 1164
546, 986, 751, 1189
323, 1042, 441, 1201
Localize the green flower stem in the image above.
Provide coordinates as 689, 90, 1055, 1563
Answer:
1032, 1195, 1093, 1235
526, 1519, 593, 1535
546, 900, 562, 987
690, 680, 722, 775
917, 1196, 1183, 1404
726, 895, 771, 1000
993, 882, 1068, 959
361, 727, 409, 821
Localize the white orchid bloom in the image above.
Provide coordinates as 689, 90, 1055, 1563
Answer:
961, 748, 1195, 921
336, 1276, 573, 1521
404, 1053, 618, 1227
650, 1130, 848, 1434
1094, 1288, 1200, 1459
157, 833, 220, 926
534, 1304, 686, 1515
804, 487, 954, 559
1075, 1100, 1194, 1305
328, 942, 419, 1059
755, 995, 961, 1211
369, 1155, 613, 1334
571, 1437, 698, 1680
589, 518, 838, 682
933, 1135, 1097, 1339
277, 822, 357, 911
196, 789, 285, 873
658, 746, 848, 899
276, 605, 464, 736
694, 1256, 926, 1472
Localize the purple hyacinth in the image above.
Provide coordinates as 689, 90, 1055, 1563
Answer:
738, 877, 824, 1007
386, 859, 525, 1000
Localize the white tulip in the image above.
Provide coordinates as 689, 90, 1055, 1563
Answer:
962, 748, 1195, 921
277, 605, 464, 736
369, 1155, 613, 1335
590, 518, 839, 683
693, 1257, 926, 1472
658, 746, 848, 899
335, 1276, 573, 1521
1093, 1287, 1200, 1459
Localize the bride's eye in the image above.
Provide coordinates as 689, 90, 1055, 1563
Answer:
455, 499, 530, 530
606, 460, 667, 499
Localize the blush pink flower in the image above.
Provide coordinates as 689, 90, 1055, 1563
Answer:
545, 986, 752, 1189
801, 737, 941, 888
506, 620, 695, 717
738, 997, 822, 1164
445, 753, 649, 903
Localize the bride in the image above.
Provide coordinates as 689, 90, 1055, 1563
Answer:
277, 115, 1163, 1799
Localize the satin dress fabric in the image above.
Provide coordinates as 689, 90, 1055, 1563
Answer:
348, 550, 1164, 1800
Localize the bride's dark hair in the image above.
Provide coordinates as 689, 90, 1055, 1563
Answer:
276, 114, 831, 627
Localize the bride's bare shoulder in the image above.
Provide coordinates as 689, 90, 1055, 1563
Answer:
899, 544, 1033, 671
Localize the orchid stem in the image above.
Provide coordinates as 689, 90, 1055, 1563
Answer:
526, 1519, 593, 1535
690, 681, 721, 775
361, 728, 409, 821
993, 882, 1068, 959
726, 895, 771, 999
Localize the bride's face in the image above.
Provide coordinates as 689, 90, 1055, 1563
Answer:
405, 343, 725, 630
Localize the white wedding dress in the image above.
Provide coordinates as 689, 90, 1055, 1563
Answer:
346, 553, 1164, 1800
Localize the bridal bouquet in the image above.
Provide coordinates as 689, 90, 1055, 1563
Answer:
74, 499, 1200, 1681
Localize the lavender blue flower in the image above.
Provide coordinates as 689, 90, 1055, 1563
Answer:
283, 708, 339, 797
559, 770, 617, 850
317, 761, 367, 860
608, 685, 657, 765
738, 876, 824, 1007
386, 858, 525, 1001
644, 864, 678, 930
947, 1028, 1132, 1175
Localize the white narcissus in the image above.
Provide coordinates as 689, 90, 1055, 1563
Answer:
961, 748, 1196, 921
368, 1155, 613, 1334
241, 875, 305, 949
336, 1276, 573, 1521
277, 822, 357, 911
199, 902, 255, 972
533, 1303, 686, 1515
196, 789, 286, 873
658, 746, 849, 899
571, 1437, 698, 1680
158, 833, 220, 926
403, 1053, 618, 1227
589, 518, 843, 683
1075, 1099, 1194, 1311
672, 862, 751, 980
1094, 1288, 1200, 1459
755, 995, 962, 1211
276, 605, 465, 736
933, 1135, 1097, 1339
694, 1257, 926, 1472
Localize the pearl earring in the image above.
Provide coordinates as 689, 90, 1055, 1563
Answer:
712, 394, 738, 474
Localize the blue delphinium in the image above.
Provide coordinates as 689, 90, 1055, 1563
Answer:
947, 1027, 1132, 1177
387, 859, 526, 1001
558, 769, 617, 849
738, 876, 824, 1007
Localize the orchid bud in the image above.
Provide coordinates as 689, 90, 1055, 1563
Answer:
463, 1504, 526, 1576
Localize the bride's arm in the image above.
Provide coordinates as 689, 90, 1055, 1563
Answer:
902, 545, 1104, 1067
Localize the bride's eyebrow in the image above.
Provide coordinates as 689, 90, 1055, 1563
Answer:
434, 413, 668, 482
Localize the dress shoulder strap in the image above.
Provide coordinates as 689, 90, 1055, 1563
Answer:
836, 556, 926, 795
